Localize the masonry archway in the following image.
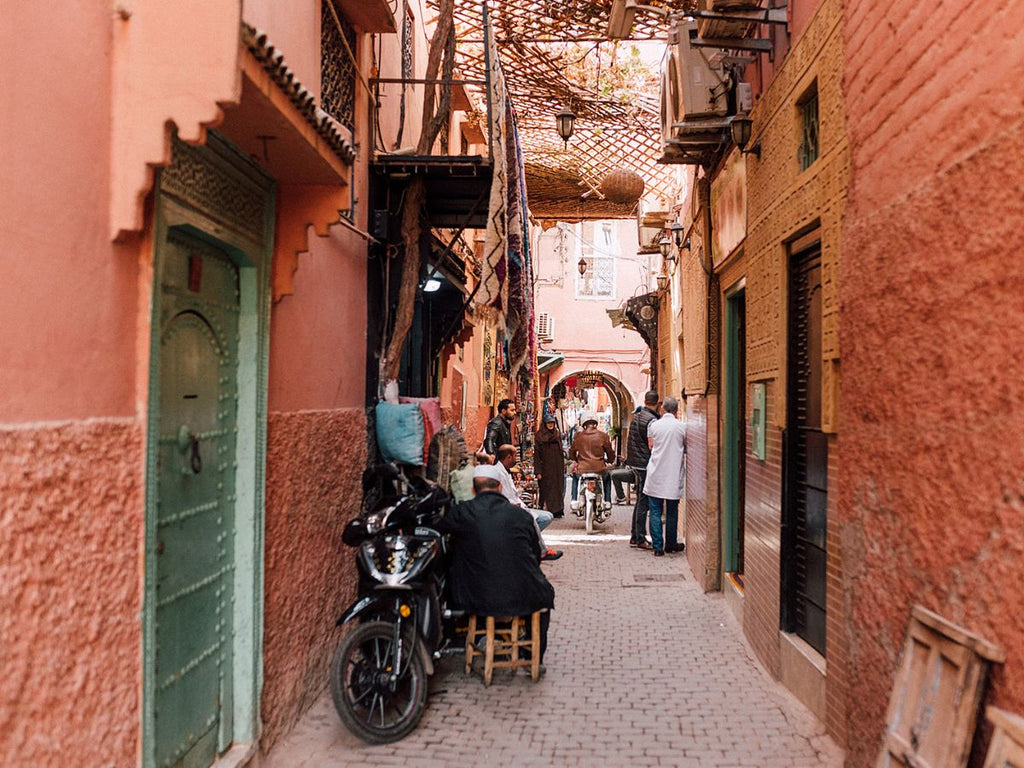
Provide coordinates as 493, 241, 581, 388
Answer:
549, 369, 636, 456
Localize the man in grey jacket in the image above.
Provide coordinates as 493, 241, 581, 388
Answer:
625, 391, 660, 549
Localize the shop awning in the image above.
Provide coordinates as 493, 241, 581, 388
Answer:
537, 351, 565, 374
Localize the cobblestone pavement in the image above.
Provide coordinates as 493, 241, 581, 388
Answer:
262, 503, 844, 768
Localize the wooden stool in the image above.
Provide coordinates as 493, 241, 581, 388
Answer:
464, 611, 543, 686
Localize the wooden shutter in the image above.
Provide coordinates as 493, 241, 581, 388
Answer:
877, 606, 1005, 768
983, 707, 1024, 768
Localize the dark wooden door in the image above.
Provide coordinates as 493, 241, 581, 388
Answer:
783, 243, 827, 655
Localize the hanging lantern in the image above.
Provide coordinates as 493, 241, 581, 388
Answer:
556, 107, 576, 148
599, 168, 645, 205
578, 257, 588, 276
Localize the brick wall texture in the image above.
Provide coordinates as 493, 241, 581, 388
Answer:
840, 0, 1024, 765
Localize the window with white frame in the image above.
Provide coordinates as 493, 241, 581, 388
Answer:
575, 222, 616, 298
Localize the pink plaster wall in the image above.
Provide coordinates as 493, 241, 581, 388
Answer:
244, 0, 321, 94
0, 420, 143, 767
260, 408, 367, 751
534, 221, 654, 405
0, 4, 139, 422
268, 224, 368, 411
841, 1, 1024, 764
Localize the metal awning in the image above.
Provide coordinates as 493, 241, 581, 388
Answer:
537, 352, 565, 373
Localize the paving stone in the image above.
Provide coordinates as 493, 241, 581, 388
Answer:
262, 510, 844, 768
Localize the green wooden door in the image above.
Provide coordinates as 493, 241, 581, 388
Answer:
154, 230, 239, 768
723, 290, 746, 575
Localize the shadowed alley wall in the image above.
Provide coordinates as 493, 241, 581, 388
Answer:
840, 0, 1024, 764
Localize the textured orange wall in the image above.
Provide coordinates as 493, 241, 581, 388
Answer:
0, 420, 143, 767
841, 1, 1024, 764
260, 408, 367, 752
0, 4, 138, 422
268, 226, 369, 411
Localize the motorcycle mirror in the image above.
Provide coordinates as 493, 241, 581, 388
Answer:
341, 518, 367, 547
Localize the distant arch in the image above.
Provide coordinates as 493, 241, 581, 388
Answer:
549, 369, 636, 455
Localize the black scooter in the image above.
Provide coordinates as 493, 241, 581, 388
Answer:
329, 464, 456, 743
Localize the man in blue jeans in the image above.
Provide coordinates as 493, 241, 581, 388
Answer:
645, 396, 687, 556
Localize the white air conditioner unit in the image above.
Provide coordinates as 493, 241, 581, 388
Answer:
537, 313, 555, 343
660, 19, 729, 153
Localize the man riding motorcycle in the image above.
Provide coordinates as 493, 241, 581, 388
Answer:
568, 412, 614, 512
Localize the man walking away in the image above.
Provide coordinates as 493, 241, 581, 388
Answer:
495, 445, 563, 561
482, 398, 516, 460
625, 392, 660, 549
437, 465, 555, 665
645, 396, 686, 557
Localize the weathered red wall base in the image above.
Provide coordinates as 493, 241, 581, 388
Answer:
0, 420, 143, 767
260, 408, 367, 752
841, 0, 1024, 762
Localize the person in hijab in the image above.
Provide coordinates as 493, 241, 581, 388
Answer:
534, 414, 567, 518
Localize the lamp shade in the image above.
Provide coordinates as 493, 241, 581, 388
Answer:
658, 237, 672, 259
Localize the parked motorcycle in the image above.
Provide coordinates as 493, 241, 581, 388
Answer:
329, 464, 456, 743
578, 470, 610, 535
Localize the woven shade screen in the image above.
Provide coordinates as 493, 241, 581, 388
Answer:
431, 0, 697, 219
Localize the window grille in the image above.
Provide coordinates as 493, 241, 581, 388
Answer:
576, 256, 615, 298
321, 2, 357, 132
798, 85, 819, 171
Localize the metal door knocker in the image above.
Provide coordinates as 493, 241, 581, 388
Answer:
177, 425, 203, 475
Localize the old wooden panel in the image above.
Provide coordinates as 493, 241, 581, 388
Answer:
877, 606, 1004, 768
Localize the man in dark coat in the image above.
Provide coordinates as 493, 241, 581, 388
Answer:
438, 464, 555, 661
482, 398, 516, 459
625, 391, 661, 549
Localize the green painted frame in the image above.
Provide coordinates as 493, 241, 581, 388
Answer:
723, 287, 746, 575
142, 132, 275, 768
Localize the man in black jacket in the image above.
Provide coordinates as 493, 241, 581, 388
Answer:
438, 464, 555, 661
482, 398, 516, 459
625, 391, 661, 549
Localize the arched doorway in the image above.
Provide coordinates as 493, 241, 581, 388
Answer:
547, 370, 635, 457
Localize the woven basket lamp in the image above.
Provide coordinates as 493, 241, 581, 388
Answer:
599, 168, 645, 205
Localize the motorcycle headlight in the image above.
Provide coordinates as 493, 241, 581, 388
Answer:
364, 506, 393, 535
359, 536, 437, 586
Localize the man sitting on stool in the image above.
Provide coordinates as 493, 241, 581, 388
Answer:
494, 444, 563, 561
438, 464, 555, 665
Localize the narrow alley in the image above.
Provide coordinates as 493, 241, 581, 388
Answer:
264, 509, 842, 768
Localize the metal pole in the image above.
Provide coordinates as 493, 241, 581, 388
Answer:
482, 0, 493, 160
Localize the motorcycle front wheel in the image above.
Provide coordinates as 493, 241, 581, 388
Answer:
330, 620, 428, 744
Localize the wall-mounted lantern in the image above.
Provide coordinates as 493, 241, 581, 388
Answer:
556, 107, 576, 149
670, 221, 686, 249
730, 114, 761, 159
658, 236, 673, 261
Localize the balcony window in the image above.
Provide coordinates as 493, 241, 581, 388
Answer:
322, 2, 357, 132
